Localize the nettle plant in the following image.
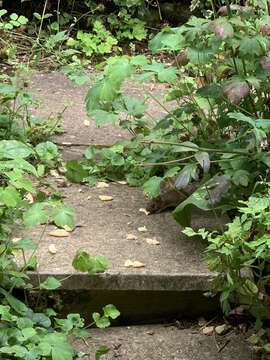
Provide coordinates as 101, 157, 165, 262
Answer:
76, 1, 270, 226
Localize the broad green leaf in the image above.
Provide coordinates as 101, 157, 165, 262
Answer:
0, 140, 33, 159
143, 176, 162, 198
12, 237, 38, 251
72, 250, 110, 274
40, 276, 61, 290
65, 160, 88, 183
23, 202, 49, 228
35, 141, 59, 162
0, 288, 29, 315
90, 110, 119, 127
52, 206, 75, 230
149, 27, 184, 53
0, 186, 21, 207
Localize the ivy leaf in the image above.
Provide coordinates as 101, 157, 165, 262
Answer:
103, 304, 120, 319
23, 202, 49, 228
52, 206, 75, 230
40, 277, 62, 290
143, 176, 163, 198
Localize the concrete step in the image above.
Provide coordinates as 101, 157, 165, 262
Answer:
73, 324, 253, 360
23, 72, 225, 322
23, 181, 221, 323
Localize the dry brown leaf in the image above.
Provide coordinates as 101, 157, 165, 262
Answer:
49, 229, 70, 237
48, 244, 57, 254
99, 195, 114, 202
124, 260, 145, 268
215, 324, 228, 335
145, 238, 160, 245
202, 326, 215, 336
126, 234, 137, 240
25, 193, 34, 204
96, 181, 109, 188
139, 208, 150, 216
138, 226, 147, 232
83, 119, 90, 127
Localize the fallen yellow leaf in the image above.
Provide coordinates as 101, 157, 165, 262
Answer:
138, 226, 147, 232
48, 244, 57, 254
63, 225, 73, 232
146, 238, 160, 245
49, 229, 70, 237
99, 195, 114, 202
25, 193, 34, 204
83, 119, 90, 127
97, 181, 109, 188
126, 234, 137, 240
139, 208, 150, 216
12, 237, 22, 243
124, 260, 145, 268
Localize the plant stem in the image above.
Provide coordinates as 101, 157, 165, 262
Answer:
142, 139, 249, 155
37, 0, 49, 43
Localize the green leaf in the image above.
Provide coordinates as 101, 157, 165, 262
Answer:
40, 276, 62, 290
95, 346, 110, 360
12, 237, 38, 251
65, 160, 88, 183
143, 176, 163, 198
35, 141, 59, 163
0, 186, 21, 207
103, 304, 120, 319
72, 328, 91, 339
23, 202, 49, 228
142, 61, 177, 83
123, 96, 147, 118
90, 110, 119, 127
0, 288, 28, 315
52, 206, 75, 230
0, 140, 33, 159
149, 27, 184, 53
72, 250, 110, 274
92, 312, 110, 328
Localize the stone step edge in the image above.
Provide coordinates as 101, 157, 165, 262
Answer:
28, 271, 216, 291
